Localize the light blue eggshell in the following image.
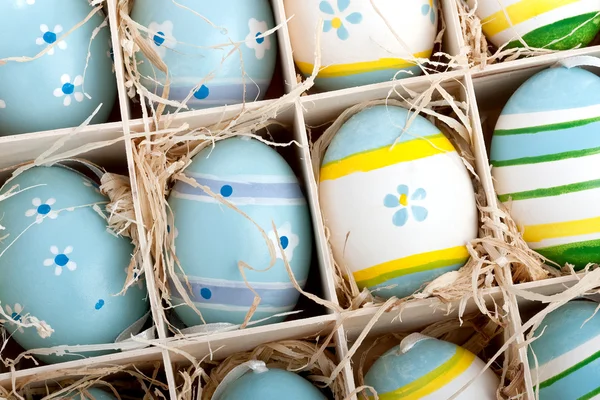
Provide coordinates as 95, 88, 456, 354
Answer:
528, 300, 600, 399
130, 0, 277, 110
167, 137, 313, 326
0, 166, 149, 364
0, 0, 117, 135
218, 368, 326, 400
67, 388, 117, 400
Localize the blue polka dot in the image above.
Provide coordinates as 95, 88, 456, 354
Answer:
200, 288, 212, 300
166, 225, 171, 233
280, 236, 289, 250
43, 31, 57, 44
62, 82, 74, 95
95, 299, 105, 310
153, 31, 165, 46
11, 312, 21, 322
37, 204, 51, 215
54, 254, 69, 267
109, 48, 114, 61
255, 32, 264, 44
220, 185, 233, 197
193, 85, 210, 100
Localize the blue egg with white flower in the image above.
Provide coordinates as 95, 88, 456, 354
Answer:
0, 0, 117, 135
0, 165, 149, 364
167, 137, 313, 326
130, 0, 277, 110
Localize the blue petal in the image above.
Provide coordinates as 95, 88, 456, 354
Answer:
421, 4, 430, 15
393, 208, 409, 227
345, 12, 363, 24
397, 184, 409, 196
384, 194, 399, 208
411, 205, 428, 222
323, 20, 333, 32
337, 24, 349, 40
319, 1, 335, 14
430, 10, 436, 24
411, 188, 427, 201
338, 0, 350, 12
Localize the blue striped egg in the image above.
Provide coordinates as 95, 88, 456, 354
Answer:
490, 66, 600, 269
167, 137, 313, 326
365, 334, 499, 399
527, 300, 600, 399
319, 105, 478, 299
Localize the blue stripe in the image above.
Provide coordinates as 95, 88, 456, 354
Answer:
311, 66, 422, 92
168, 277, 302, 308
538, 352, 600, 399
175, 176, 304, 199
490, 121, 600, 162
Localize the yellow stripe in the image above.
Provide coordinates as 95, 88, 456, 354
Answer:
378, 347, 475, 400
296, 50, 433, 78
353, 246, 469, 286
481, 0, 578, 36
523, 216, 600, 243
320, 134, 454, 182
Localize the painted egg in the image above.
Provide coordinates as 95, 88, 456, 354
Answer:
130, 0, 277, 110
284, 0, 438, 91
167, 137, 313, 326
0, 166, 149, 364
490, 66, 600, 269
469, 0, 600, 50
319, 105, 477, 299
527, 300, 600, 399
68, 388, 117, 400
216, 366, 326, 400
0, 0, 117, 135
365, 334, 499, 399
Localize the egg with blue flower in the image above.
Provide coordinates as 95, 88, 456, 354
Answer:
319, 105, 478, 299
130, 0, 277, 110
284, 0, 438, 91
167, 136, 313, 327
0, 165, 149, 364
0, 0, 117, 135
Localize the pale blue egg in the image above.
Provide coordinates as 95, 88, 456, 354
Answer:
0, 0, 117, 135
0, 166, 149, 364
167, 137, 313, 326
68, 388, 117, 400
130, 0, 277, 110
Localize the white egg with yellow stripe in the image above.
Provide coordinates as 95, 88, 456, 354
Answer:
319, 105, 478, 299
283, 0, 438, 91
469, 0, 600, 50
365, 334, 499, 399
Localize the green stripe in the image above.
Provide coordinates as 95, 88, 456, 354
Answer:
579, 385, 600, 400
497, 179, 600, 202
494, 116, 600, 136
537, 239, 600, 271
540, 349, 600, 389
491, 146, 600, 167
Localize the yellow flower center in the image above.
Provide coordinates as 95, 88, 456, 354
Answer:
399, 194, 408, 206
331, 17, 342, 29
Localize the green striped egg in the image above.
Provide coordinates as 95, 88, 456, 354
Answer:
528, 300, 600, 399
490, 66, 600, 269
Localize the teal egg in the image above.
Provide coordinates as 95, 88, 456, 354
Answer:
528, 300, 600, 399
0, 0, 117, 135
0, 166, 149, 363
67, 388, 117, 400
217, 368, 326, 400
167, 137, 313, 326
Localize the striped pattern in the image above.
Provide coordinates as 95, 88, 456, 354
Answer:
377, 346, 475, 400
320, 133, 455, 181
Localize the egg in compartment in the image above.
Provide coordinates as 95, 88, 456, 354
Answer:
167, 137, 314, 327
319, 105, 478, 299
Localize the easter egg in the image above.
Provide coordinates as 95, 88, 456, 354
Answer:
167, 137, 313, 326
469, 0, 600, 50
0, 0, 117, 135
284, 0, 438, 91
130, 0, 277, 110
319, 105, 477, 299
527, 300, 600, 399
68, 388, 117, 400
0, 166, 149, 363
365, 334, 499, 399
490, 66, 600, 269
216, 366, 326, 400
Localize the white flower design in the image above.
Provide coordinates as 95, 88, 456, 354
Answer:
147, 21, 176, 59
53, 74, 84, 106
268, 222, 300, 262
25, 197, 58, 223
4, 304, 26, 333
27, 0, 34, 3
44, 246, 77, 276
245, 18, 271, 60
0, 100, 5, 109
82, 178, 102, 193
35, 24, 67, 55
